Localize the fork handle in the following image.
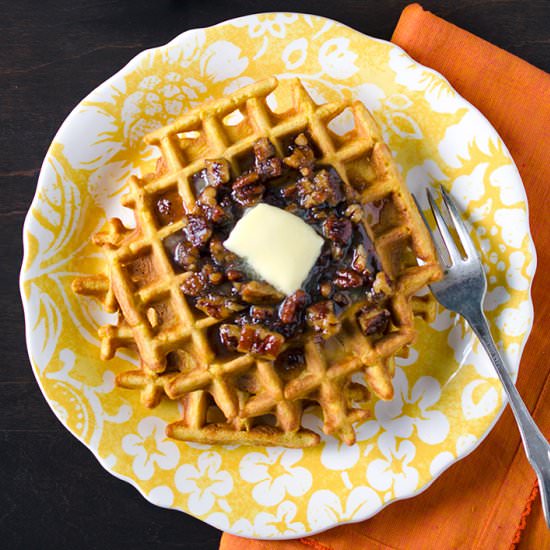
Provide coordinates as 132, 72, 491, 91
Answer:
466, 307, 550, 529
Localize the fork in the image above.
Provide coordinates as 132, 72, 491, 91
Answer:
415, 185, 550, 529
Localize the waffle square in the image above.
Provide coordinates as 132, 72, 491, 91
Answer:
73, 77, 442, 447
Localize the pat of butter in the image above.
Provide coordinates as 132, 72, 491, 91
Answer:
224, 203, 324, 295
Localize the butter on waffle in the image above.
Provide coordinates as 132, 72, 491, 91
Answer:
73, 77, 442, 448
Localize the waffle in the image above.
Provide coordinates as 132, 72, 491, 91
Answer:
73, 77, 442, 447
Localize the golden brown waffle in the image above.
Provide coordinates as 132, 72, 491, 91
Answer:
73, 77, 442, 447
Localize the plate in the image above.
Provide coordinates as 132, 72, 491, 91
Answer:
20, 13, 536, 540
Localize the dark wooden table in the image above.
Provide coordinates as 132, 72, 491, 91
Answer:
3, 1, 548, 548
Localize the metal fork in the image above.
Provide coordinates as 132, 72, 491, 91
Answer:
415, 185, 550, 528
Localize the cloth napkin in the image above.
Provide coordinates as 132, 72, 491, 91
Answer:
220, 4, 550, 549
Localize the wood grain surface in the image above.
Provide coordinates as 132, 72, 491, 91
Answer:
2, 1, 548, 548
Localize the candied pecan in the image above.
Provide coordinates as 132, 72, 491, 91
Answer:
237, 324, 285, 359
182, 214, 212, 248
306, 301, 341, 339
156, 198, 171, 217
345, 203, 363, 223
201, 263, 224, 285
174, 241, 200, 271
320, 281, 333, 298
232, 171, 260, 189
219, 324, 241, 350
351, 244, 370, 275
205, 158, 231, 187
180, 272, 207, 296
209, 237, 237, 266
257, 157, 283, 179
323, 215, 352, 244
196, 187, 226, 223
357, 307, 390, 336
296, 168, 344, 209
209, 272, 224, 284
253, 137, 276, 162
195, 294, 244, 319
226, 269, 244, 282
307, 207, 329, 222
280, 183, 298, 200
250, 305, 275, 323
313, 168, 344, 206
284, 133, 315, 172
334, 268, 364, 289
279, 290, 309, 324
240, 281, 284, 304
231, 171, 265, 206
295, 177, 317, 209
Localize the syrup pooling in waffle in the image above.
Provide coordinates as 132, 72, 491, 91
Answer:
73, 77, 442, 447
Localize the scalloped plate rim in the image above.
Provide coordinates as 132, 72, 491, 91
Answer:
19, 12, 537, 540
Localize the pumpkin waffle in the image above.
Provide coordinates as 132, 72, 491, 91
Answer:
73, 77, 442, 447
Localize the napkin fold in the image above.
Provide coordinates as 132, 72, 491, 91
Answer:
221, 5, 550, 549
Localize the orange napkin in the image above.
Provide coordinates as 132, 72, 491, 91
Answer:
221, 5, 550, 549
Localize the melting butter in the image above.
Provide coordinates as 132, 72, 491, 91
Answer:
224, 203, 324, 295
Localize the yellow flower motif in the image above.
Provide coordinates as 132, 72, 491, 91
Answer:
121, 417, 180, 481
231, 14, 298, 38
366, 433, 419, 497
239, 448, 312, 506
175, 452, 233, 515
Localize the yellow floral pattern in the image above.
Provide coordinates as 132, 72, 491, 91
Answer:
21, 13, 535, 539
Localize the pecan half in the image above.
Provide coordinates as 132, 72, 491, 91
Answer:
306, 300, 341, 339
334, 268, 364, 289
254, 139, 282, 179
253, 137, 276, 162
156, 198, 171, 217
180, 272, 207, 296
279, 290, 309, 324
240, 281, 285, 304
201, 262, 224, 285
209, 236, 238, 266
226, 269, 244, 282
182, 214, 212, 248
322, 215, 352, 244
283, 133, 315, 173
351, 244, 371, 275
257, 157, 282, 180
196, 187, 226, 223
195, 294, 244, 319
219, 324, 241, 350
250, 305, 275, 324
357, 307, 390, 336
296, 167, 344, 209
205, 158, 231, 187
173, 241, 200, 271
231, 171, 265, 206
312, 168, 344, 206
237, 324, 285, 359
